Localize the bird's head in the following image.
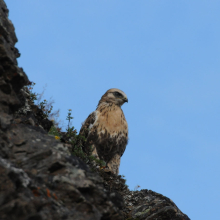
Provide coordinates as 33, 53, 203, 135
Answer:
98, 88, 128, 106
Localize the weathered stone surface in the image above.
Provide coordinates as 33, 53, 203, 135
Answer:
98, 169, 190, 220
122, 190, 189, 220
0, 0, 28, 115
0, 0, 190, 219
0, 123, 124, 220
14, 86, 53, 132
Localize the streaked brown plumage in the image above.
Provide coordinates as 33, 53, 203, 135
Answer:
79, 88, 128, 174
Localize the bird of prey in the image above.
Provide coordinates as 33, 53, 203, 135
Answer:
79, 88, 128, 175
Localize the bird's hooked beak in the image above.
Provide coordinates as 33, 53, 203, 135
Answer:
123, 97, 128, 103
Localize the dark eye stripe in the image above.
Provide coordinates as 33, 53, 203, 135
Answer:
114, 92, 123, 97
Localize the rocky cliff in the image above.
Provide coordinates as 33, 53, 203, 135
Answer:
0, 1, 190, 219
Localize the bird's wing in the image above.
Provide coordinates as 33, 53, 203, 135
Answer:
79, 111, 96, 152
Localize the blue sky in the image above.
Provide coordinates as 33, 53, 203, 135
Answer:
5, 1, 220, 219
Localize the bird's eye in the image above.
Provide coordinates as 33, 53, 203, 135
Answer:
114, 92, 123, 97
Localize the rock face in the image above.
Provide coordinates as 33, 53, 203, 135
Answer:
0, 1, 190, 219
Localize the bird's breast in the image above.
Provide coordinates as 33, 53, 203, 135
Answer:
95, 105, 128, 135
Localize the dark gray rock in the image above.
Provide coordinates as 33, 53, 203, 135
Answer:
0, 0, 28, 115
0, 123, 123, 220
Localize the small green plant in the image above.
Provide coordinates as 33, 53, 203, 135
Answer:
65, 109, 106, 168
88, 154, 106, 167
65, 109, 78, 141
25, 81, 62, 137
65, 110, 86, 155
66, 109, 73, 131
26, 81, 60, 121
26, 81, 38, 103
49, 125, 61, 137
39, 99, 53, 119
